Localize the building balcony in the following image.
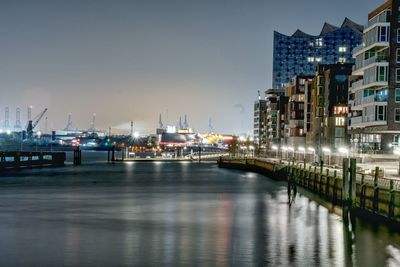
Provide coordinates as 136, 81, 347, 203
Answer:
351, 93, 388, 110
353, 56, 388, 75
350, 79, 387, 92
353, 40, 389, 57
349, 115, 387, 128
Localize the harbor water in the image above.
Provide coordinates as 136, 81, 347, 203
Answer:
0, 152, 399, 266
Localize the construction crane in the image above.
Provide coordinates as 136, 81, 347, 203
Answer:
27, 108, 47, 139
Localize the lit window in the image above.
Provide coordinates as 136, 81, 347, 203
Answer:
335, 117, 345, 126
307, 57, 315, 62
334, 106, 348, 115
315, 38, 323, 47
339, 57, 346, 63
396, 69, 400, 83
395, 109, 400, 122
396, 88, 400, 102
315, 57, 322, 62
339, 46, 347, 52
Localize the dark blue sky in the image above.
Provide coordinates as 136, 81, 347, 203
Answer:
0, 0, 380, 134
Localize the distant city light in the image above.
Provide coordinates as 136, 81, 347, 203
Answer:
271, 145, 278, 150
133, 131, 140, 138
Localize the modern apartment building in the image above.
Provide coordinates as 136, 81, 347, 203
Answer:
284, 75, 314, 147
348, 0, 400, 152
264, 88, 285, 147
308, 64, 353, 150
254, 98, 267, 146
273, 19, 363, 89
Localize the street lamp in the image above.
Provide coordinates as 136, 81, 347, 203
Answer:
338, 147, 349, 158
322, 147, 331, 166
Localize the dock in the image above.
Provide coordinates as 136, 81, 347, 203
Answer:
0, 151, 66, 170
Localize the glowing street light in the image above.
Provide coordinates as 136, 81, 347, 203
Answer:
338, 147, 349, 158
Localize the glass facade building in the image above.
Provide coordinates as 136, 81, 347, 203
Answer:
273, 18, 363, 89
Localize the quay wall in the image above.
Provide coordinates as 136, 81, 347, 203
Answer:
218, 157, 400, 224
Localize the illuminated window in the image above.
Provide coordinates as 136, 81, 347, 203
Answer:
307, 57, 315, 62
334, 106, 348, 115
339, 57, 346, 63
315, 38, 323, 47
335, 117, 345, 126
338, 46, 347, 52
315, 57, 322, 62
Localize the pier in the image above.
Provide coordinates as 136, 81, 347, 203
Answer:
0, 151, 66, 170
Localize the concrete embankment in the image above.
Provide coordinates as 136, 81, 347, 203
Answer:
218, 157, 400, 225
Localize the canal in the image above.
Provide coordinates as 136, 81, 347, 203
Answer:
0, 152, 399, 266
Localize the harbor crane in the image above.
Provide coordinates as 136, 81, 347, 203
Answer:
26, 108, 47, 139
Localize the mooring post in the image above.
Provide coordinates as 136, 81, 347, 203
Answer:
389, 179, 395, 218
112, 145, 115, 163
349, 158, 357, 208
373, 166, 379, 212
360, 174, 365, 208
342, 158, 349, 206
107, 147, 110, 163
73, 146, 82, 166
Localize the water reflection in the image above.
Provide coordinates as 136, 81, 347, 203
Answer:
0, 160, 399, 266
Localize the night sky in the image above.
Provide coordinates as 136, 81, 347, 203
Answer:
0, 0, 380, 134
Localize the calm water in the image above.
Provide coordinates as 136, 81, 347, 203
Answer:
0, 152, 399, 267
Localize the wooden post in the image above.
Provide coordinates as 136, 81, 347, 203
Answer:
342, 158, 349, 205
389, 179, 395, 218
373, 166, 379, 212
333, 170, 337, 204
325, 169, 329, 196
360, 174, 365, 208
112, 145, 115, 163
349, 158, 357, 208
313, 166, 317, 192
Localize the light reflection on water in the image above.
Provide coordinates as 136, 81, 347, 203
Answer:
0, 155, 399, 266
